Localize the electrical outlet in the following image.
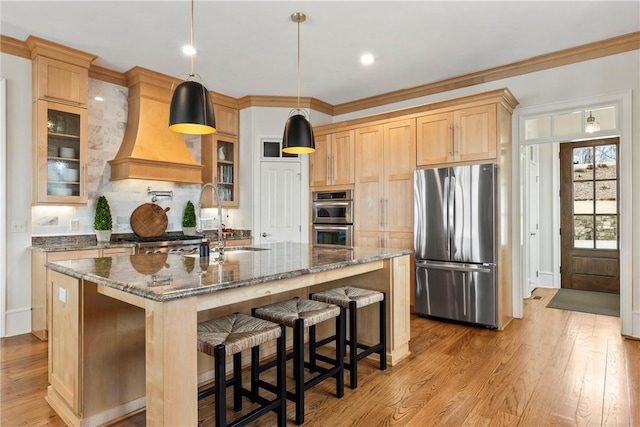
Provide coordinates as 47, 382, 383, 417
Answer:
70, 218, 79, 231
58, 287, 67, 303
10, 219, 27, 233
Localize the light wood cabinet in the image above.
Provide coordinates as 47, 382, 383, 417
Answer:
47, 271, 146, 424
33, 100, 89, 205
33, 56, 88, 106
309, 130, 355, 187
29, 38, 94, 206
226, 238, 253, 247
213, 103, 239, 137
417, 104, 497, 166
31, 247, 134, 340
202, 134, 239, 207
354, 119, 416, 245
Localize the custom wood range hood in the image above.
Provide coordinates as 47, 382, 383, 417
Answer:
109, 66, 203, 184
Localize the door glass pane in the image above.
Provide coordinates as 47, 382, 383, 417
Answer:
263, 141, 280, 158
573, 147, 593, 181
574, 215, 594, 248
595, 180, 616, 214
594, 145, 616, 179
553, 111, 582, 136
573, 181, 593, 214
595, 215, 617, 249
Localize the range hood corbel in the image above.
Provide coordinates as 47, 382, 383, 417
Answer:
108, 66, 203, 184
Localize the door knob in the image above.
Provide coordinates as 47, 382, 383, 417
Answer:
262, 232, 271, 238
530, 232, 537, 236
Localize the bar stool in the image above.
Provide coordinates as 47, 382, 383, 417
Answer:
310, 286, 386, 389
252, 297, 345, 425
197, 313, 286, 427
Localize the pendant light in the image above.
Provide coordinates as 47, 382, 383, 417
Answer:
282, 12, 315, 154
169, 0, 216, 135
585, 111, 600, 133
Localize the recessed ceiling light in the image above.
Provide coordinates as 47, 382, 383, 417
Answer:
360, 53, 375, 65
182, 45, 196, 56
93, 96, 104, 102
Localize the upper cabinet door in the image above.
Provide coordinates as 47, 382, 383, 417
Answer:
35, 56, 88, 107
454, 104, 497, 162
330, 130, 355, 186
384, 119, 416, 234
309, 130, 354, 187
213, 104, 239, 137
309, 134, 330, 187
34, 100, 89, 205
416, 112, 454, 166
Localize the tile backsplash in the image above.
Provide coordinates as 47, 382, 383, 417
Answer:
32, 78, 235, 236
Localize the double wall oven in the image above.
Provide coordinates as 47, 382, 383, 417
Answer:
311, 190, 354, 249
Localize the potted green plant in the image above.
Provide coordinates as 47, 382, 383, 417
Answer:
182, 200, 197, 235
94, 195, 113, 243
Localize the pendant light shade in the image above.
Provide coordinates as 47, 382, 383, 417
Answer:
169, 80, 216, 135
282, 12, 315, 154
585, 111, 600, 133
282, 112, 315, 154
168, 0, 216, 135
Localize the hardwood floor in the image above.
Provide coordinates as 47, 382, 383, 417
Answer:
1, 288, 638, 426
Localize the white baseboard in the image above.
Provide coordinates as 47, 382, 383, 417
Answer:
536, 271, 555, 288
3, 307, 30, 337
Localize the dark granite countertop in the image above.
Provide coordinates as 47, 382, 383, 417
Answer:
46, 242, 411, 302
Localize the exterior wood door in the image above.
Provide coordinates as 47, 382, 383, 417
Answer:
560, 138, 619, 293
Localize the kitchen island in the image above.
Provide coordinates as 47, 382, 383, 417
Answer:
45, 242, 411, 426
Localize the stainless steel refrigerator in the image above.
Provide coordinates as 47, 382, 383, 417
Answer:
414, 164, 498, 328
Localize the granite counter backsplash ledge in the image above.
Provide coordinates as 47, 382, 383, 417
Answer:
31, 230, 252, 250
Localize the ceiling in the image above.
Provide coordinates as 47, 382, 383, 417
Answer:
2, 1, 639, 106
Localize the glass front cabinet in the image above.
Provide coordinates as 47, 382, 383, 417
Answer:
34, 100, 88, 204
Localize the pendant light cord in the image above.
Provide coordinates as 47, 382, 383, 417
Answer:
189, 0, 195, 77
296, 17, 301, 110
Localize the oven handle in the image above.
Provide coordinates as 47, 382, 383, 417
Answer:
313, 224, 351, 231
313, 201, 352, 207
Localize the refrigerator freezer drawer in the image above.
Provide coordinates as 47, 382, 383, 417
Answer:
414, 261, 497, 328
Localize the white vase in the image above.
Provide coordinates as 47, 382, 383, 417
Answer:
183, 227, 197, 236
95, 230, 112, 244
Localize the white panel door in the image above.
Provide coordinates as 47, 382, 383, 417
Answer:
259, 161, 301, 244
528, 146, 540, 294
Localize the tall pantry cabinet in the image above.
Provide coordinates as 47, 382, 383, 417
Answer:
354, 119, 416, 250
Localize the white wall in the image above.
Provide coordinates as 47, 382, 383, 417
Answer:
1, 53, 33, 336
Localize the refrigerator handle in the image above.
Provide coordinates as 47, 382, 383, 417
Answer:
415, 260, 493, 273
449, 174, 456, 257
462, 273, 467, 316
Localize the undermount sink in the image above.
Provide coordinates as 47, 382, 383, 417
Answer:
183, 246, 270, 259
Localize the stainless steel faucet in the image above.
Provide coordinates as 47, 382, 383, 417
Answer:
197, 180, 224, 254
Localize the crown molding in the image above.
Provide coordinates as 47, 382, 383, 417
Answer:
332, 31, 640, 115
0, 35, 31, 59
2, 31, 638, 116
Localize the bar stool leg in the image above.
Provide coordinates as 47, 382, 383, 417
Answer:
294, 318, 305, 425
276, 326, 287, 427
214, 344, 226, 427
348, 300, 358, 389
336, 308, 345, 398
308, 324, 317, 373
233, 352, 242, 411
380, 293, 387, 370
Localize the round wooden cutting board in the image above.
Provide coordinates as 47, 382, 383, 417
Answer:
130, 203, 170, 237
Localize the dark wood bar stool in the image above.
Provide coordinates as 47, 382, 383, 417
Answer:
310, 286, 386, 389
197, 313, 286, 427
252, 297, 345, 425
